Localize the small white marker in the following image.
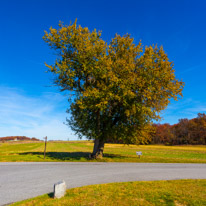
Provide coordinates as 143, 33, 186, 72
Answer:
136, 151, 142, 158
54, 180, 66, 199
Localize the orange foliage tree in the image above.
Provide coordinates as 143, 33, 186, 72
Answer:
153, 113, 206, 145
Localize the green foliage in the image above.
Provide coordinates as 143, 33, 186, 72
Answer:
43, 21, 184, 145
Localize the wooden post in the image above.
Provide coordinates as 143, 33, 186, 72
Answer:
44, 136, 47, 159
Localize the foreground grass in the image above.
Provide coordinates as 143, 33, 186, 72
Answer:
0, 141, 206, 163
12, 179, 206, 206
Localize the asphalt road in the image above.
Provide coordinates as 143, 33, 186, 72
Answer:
0, 162, 206, 205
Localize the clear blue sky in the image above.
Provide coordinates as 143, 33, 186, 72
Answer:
0, 0, 206, 140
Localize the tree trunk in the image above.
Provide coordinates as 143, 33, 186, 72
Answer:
90, 139, 105, 159
90, 109, 105, 159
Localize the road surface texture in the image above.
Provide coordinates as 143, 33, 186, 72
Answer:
0, 162, 206, 205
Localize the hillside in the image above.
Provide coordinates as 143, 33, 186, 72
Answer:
0, 136, 40, 142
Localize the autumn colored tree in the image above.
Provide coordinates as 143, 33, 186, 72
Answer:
173, 118, 190, 144
153, 113, 206, 145
43, 21, 184, 158
153, 123, 174, 144
187, 113, 206, 144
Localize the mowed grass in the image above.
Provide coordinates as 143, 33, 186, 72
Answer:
12, 179, 206, 206
0, 141, 206, 163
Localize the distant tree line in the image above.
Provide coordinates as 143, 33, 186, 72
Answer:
152, 113, 206, 145
106, 113, 206, 145
0, 136, 40, 142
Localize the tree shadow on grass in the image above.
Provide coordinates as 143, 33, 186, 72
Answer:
19, 152, 90, 161
103, 153, 129, 160
19, 152, 127, 161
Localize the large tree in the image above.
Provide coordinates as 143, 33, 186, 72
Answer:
43, 21, 184, 158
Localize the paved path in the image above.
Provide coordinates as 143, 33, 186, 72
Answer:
0, 162, 206, 205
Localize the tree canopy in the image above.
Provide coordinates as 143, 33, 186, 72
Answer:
43, 21, 184, 158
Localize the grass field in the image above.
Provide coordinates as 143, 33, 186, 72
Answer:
0, 141, 205, 163
12, 179, 206, 206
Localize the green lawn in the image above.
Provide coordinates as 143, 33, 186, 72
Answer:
0, 141, 205, 163
12, 179, 206, 206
